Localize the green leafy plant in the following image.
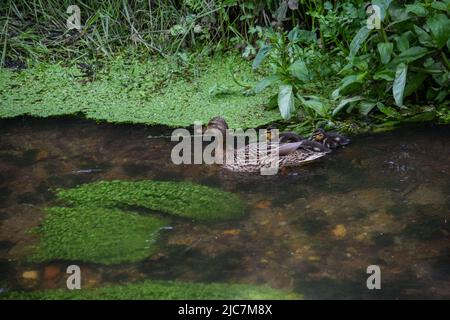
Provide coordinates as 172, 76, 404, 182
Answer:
250, 26, 342, 129
332, 0, 450, 118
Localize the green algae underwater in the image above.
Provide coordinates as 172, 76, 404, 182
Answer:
2, 280, 300, 300
3, 179, 295, 300
29, 180, 245, 265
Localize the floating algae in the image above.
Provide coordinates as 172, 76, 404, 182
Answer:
0, 55, 278, 128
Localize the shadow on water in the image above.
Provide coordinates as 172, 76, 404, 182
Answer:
0, 117, 449, 299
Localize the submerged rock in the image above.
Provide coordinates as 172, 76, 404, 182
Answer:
254, 200, 272, 209
407, 185, 447, 206
22, 270, 39, 281
332, 224, 347, 238
43, 265, 61, 281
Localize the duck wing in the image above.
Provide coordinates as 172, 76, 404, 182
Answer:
278, 142, 303, 156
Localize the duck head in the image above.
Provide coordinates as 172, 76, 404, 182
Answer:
204, 116, 229, 138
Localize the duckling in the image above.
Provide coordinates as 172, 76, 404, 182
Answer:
279, 132, 332, 153
310, 128, 350, 149
205, 118, 327, 173
266, 127, 332, 153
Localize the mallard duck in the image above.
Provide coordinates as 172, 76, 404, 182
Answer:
205, 117, 327, 173
310, 128, 350, 149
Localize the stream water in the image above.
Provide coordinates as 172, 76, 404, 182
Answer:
0, 118, 449, 299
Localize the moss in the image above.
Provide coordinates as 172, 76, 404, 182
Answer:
0, 55, 279, 128
56, 180, 245, 221
1, 280, 302, 300
30, 206, 167, 265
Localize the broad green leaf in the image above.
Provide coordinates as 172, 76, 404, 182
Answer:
288, 28, 316, 43
393, 63, 408, 107
340, 55, 369, 74
377, 104, 400, 118
431, 1, 447, 11
332, 96, 364, 116
435, 90, 449, 103
423, 57, 435, 68
252, 44, 272, 69
278, 85, 295, 120
377, 42, 393, 64
287, 27, 301, 42
299, 96, 328, 117
265, 93, 279, 111
359, 101, 377, 116
427, 14, 450, 48
254, 75, 279, 93
396, 34, 409, 52
289, 60, 310, 82
374, 69, 395, 81
404, 72, 427, 97
414, 25, 433, 46
349, 26, 371, 58
405, 4, 428, 16
341, 73, 365, 91
332, 73, 366, 99
331, 88, 341, 100
393, 46, 429, 64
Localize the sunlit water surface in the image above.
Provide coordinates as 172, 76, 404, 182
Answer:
0, 118, 449, 299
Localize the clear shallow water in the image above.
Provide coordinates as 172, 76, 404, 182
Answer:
0, 118, 449, 299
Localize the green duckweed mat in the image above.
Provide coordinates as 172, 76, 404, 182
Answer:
0, 55, 279, 128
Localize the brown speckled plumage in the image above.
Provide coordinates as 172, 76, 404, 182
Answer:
206, 117, 327, 173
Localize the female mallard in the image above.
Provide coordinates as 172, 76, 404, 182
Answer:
205, 117, 327, 173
